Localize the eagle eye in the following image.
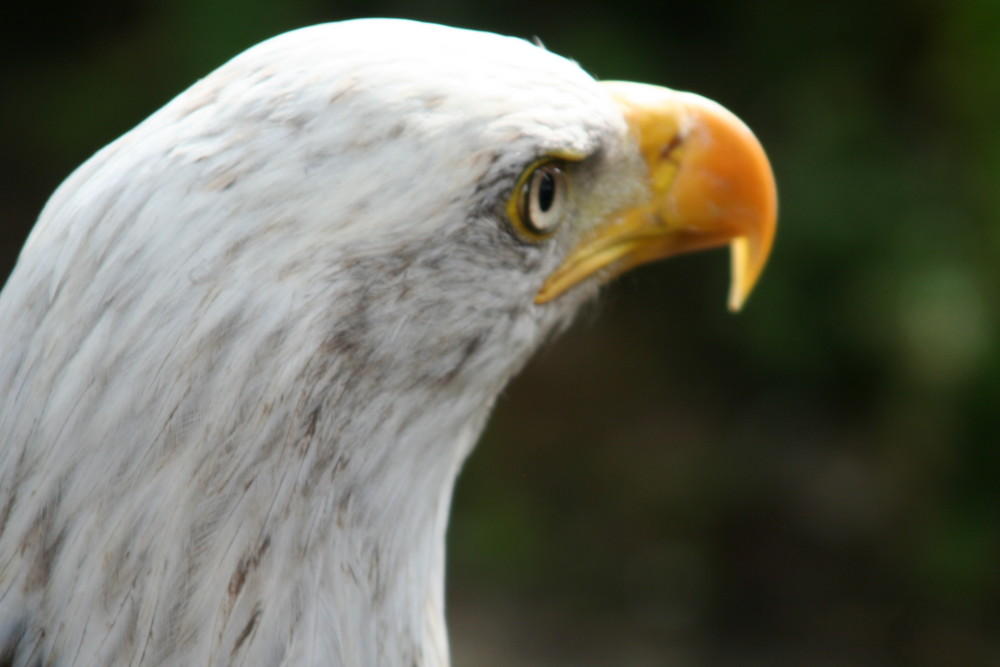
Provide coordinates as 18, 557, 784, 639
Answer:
508, 159, 568, 241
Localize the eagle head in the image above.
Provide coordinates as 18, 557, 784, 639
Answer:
0, 18, 775, 667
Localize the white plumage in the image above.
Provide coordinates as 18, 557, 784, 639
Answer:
0, 18, 775, 667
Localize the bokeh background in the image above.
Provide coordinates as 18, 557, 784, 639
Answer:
2, 1, 998, 664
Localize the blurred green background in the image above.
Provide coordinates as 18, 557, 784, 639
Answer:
2, 0, 998, 664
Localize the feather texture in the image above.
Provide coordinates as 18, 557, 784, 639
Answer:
0, 19, 636, 667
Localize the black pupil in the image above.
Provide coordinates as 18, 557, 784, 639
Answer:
537, 171, 556, 213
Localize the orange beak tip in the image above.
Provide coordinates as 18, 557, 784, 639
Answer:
535, 82, 777, 309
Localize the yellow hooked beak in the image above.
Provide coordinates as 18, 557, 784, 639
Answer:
535, 81, 777, 311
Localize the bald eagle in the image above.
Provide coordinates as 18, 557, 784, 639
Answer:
0, 19, 776, 666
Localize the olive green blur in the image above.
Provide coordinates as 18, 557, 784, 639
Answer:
1, 1, 996, 664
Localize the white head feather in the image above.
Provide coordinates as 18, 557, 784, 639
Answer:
0, 18, 669, 667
